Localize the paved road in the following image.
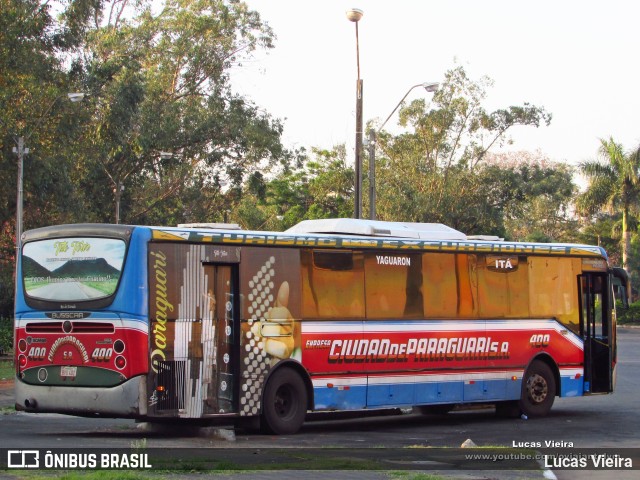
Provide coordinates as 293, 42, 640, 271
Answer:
27, 281, 104, 300
1, 328, 639, 479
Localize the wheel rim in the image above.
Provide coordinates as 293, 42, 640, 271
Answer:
526, 373, 548, 404
274, 384, 294, 419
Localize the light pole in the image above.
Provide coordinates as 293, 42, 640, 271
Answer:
346, 8, 364, 219
114, 182, 125, 225
8, 92, 85, 249
368, 82, 439, 219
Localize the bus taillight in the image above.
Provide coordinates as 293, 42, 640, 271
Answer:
114, 340, 125, 354
115, 356, 126, 370
18, 354, 27, 368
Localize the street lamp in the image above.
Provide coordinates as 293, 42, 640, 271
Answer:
367, 82, 439, 219
9, 92, 85, 249
346, 8, 364, 219
378, 83, 438, 134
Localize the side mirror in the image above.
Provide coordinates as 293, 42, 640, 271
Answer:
612, 267, 630, 309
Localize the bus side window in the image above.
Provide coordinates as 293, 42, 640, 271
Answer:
476, 255, 529, 318
529, 257, 581, 334
422, 253, 464, 318
301, 250, 365, 319
364, 253, 422, 319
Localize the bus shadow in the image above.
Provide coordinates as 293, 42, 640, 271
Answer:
29, 406, 592, 442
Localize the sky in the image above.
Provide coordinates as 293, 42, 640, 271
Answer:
231, 0, 640, 169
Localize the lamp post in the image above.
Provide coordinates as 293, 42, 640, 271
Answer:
368, 82, 439, 220
8, 92, 85, 249
114, 182, 125, 225
379, 82, 438, 133
346, 8, 364, 219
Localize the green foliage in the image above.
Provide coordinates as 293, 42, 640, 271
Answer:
0, 317, 12, 354
72, 0, 290, 225
226, 145, 355, 230
576, 214, 622, 266
1, 0, 291, 236
0, 360, 14, 381
1, 0, 85, 233
0, 221, 14, 317
373, 65, 557, 236
577, 138, 640, 277
0, 264, 13, 319
394, 65, 551, 171
484, 151, 578, 241
617, 300, 640, 325
0, 1, 633, 281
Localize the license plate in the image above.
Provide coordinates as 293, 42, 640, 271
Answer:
60, 366, 77, 377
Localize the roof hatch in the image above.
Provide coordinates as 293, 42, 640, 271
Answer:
177, 223, 241, 230
285, 218, 467, 240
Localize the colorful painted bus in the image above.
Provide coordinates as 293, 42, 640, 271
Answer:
14, 219, 627, 434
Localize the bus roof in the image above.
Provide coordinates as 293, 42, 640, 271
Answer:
21, 220, 608, 260
285, 218, 467, 240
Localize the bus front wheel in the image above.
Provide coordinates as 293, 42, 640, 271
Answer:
261, 367, 308, 435
519, 360, 556, 417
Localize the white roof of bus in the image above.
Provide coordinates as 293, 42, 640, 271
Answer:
285, 218, 467, 240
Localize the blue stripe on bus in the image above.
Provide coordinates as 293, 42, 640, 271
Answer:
562, 375, 583, 397
313, 375, 583, 410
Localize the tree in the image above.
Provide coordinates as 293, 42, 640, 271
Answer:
0, 0, 81, 234
373, 65, 552, 235
483, 151, 578, 242
74, 0, 290, 224
576, 213, 622, 267
305, 146, 354, 220
0, 1, 291, 314
392, 66, 551, 171
0, 0, 93, 316
239, 145, 353, 230
577, 138, 640, 277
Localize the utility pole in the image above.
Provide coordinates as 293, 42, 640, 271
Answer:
12, 137, 28, 250
368, 129, 376, 219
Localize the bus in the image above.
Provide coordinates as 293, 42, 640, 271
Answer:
14, 218, 627, 434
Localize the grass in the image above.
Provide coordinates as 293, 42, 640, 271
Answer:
0, 357, 14, 380
390, 474, 449, 480
0, 472, 450, 480
1, 470, 450, 480
14, 473, 153, 480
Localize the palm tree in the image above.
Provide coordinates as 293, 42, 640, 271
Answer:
577, 138, 640, 278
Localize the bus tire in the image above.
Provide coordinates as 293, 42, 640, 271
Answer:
261, 367, 308, 435
519, 360, 556, 417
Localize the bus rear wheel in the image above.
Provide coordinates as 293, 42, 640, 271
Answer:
261, 367, 308, 435
519, 360, 556, 417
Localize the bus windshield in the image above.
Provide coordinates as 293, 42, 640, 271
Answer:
22, 237, 126, 301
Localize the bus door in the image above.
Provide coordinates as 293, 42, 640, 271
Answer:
203, 263, 240, 414
579, 273, 613, 393
148, 243, 240, 418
